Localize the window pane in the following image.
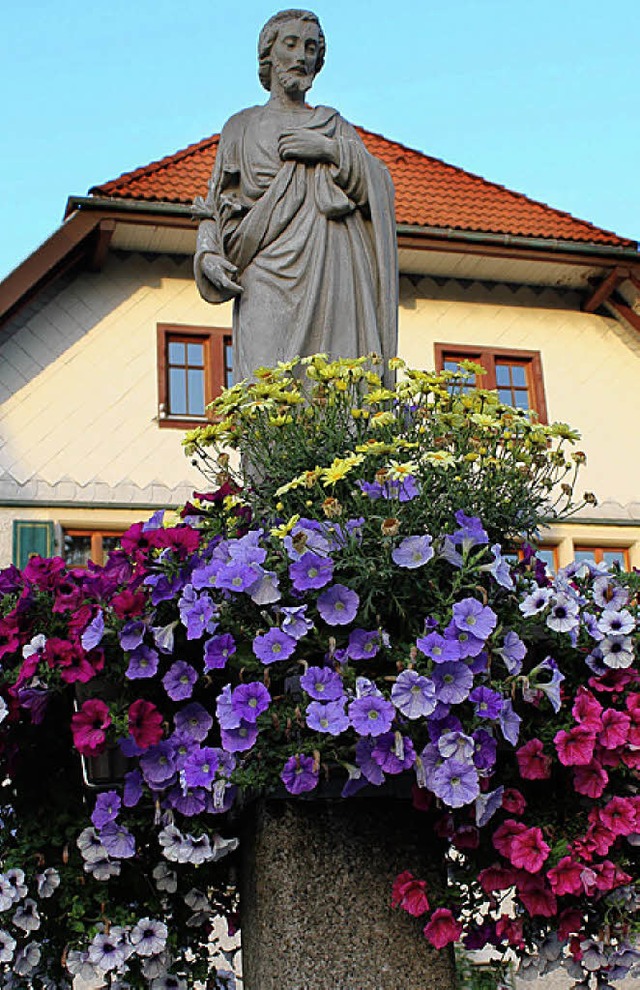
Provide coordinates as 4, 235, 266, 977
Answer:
102, 536, 121, 558
187, 369, 205, 415
514, 391, 530, 410
603, 551, 626, 569
169, 368, 187, 414
64, 534, 92, 567
574, 549, 596, 564
187, 343, 204, 367
498, 388, 512, 404
511, 365, 527, 387
225, 340, 233, 388
495, 364, 511, 386
168, 341, 185, 365
536, 548, 556, 574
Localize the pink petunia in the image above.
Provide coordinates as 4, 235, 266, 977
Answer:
478, 864, 517, 895
554, 726, 596, 766
558, 907, 584, 940
496, 915, 524, 949
573, 761, 608, 799
71, 698, 111, 756
391, 871, 430, 917
547, 856, 584, 895
591, 860, 632, 893
128, 699, 164, 749
598, 709, 631, 749
508, 826, 550, 873
516, 738, 551, 779
598, 796, 637, 836
423, 908, 463, 948
492, 819, 526, 858
502, 788, 526, 816
571, 687, 603, 730
516, 875, 557, 917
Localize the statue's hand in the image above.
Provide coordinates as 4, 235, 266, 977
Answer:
200, 254, 243, 296
279, 130, 339, 167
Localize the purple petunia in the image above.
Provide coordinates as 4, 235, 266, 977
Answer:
91, 791, 121, 830
391, 535, 434, 569
347, 628, 381, 660
183, 746, 220, 789
162, 661, 198, 701
451, 511, 488, 551
391, 669, 437, 719
300, 665, 344, 701
348, 694, 395, 737
204, 633, 236, 670
280, 754, 319, 795
100, 823, 136, 859
289, 552, 333, 592
432, 661, 474, 706
498, 698, 521, 745
472, 728, 498, 770
140, 742, 177, 787
230, 682, 271, 723
371, 732, 416, 773
126, 645, 159, 680
443, 623, 485, 659
416, 631, 461, 664
469, 686, 504, 720
305, 700, 349, 735
81, 611, 105, 651
497, 630, 526, 675
252, 628, 297, 664
178, 586, 217, 640
215, 560, 263, 594
431, 758, 480, 808
220, 720, 258, 753
451, 598, 497, 641
280, 605, 314, 639
317, 584, 360, 626
174, 702, 213, 742
119, 620, 146, 652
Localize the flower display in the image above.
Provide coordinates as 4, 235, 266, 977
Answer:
0, 355, 636, 989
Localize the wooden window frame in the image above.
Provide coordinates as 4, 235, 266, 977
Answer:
434, 344, 548, 423
63, 528, 125, 567
157, 324, 232, 430
574, 545, 630, 571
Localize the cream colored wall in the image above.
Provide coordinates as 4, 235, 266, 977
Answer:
0, 253, 232, 502
398, 276, 640, 517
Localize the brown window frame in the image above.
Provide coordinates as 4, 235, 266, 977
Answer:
63, 528, 125, 567
157, 324, 232, 430
434, 344, 548, 423
573, 545, 630, 571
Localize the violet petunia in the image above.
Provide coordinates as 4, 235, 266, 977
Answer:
300, 665, 344, 701
391, 535, 434, 569
280, 754, 319, 794
162, 661, 198, 701
317, 584, 360, 626
348, 694, 395, 737
431, 758, 480, 808
204, 633, 236, 670
252, 628, 297, 664
305, 700, 349, 735
391, 669, 437, 719
432, 662, 474, 706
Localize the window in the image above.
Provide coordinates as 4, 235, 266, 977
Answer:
63, 529, 124, 567
534, 545, 558, 574
434, 345, 547, 422
157, 325, 233, 428
574, 546, 629, 571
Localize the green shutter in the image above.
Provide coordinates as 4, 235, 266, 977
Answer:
12, 521, 56, 568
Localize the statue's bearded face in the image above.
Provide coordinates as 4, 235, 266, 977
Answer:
270, 19, 320, 94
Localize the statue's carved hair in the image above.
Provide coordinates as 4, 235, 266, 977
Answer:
258, 9, 326, 91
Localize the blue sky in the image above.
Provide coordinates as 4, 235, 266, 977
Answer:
1, 0, 638, 280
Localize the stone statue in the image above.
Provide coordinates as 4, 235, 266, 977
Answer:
194, 9, 398, 383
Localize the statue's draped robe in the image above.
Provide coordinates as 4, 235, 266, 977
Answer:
194, 105, 398, 383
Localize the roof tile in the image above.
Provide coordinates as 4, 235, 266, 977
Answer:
90, 126, 635, 249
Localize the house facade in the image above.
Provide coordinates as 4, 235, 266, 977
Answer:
1, 126, 639, 570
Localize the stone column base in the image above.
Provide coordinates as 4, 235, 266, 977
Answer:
240, 798, 456, 990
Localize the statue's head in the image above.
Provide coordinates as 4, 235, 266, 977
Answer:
258, 9, 326, 93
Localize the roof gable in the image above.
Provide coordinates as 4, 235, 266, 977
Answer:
90, 125, 635, 249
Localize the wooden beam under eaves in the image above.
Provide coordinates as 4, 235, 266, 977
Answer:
88, 219, 116, 272
582, 267, 629, 313
606, 297, 640, 334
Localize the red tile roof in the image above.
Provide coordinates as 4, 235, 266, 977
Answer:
90, 126, 635, 249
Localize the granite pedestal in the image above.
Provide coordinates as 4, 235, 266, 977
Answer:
240, 798, 457, 990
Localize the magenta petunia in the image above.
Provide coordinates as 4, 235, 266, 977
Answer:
71, 699, 111, 757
